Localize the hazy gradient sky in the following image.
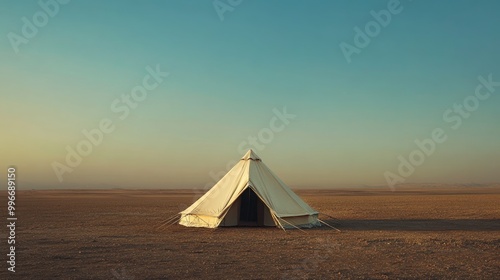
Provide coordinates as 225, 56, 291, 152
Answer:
1, 0, 499, 189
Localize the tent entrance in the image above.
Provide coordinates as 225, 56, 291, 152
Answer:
238, 188, 265, 226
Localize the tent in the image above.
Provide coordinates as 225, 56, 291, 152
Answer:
179, 150, 321, 229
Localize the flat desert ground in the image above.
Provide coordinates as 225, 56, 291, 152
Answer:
2, 187, 499, 279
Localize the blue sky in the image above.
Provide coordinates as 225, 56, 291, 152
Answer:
1, 0, 499, 189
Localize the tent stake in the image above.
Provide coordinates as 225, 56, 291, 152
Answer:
318, 219, 341, 232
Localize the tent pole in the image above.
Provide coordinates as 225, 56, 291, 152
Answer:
270, 213, 286, 231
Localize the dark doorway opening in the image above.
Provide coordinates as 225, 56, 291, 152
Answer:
239, 188, 265, 226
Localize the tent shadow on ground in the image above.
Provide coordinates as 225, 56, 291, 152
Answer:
317, 219, 500, 231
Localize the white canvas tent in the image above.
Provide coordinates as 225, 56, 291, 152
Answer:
179, 150, 321, 229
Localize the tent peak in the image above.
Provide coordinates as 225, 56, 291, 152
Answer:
241, 149, 261, 161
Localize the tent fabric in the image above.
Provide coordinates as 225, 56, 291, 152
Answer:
179, 150, 320, 229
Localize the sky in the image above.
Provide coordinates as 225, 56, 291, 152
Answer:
1, 0, 499, 189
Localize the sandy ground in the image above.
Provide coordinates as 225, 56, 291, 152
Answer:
1, 188, 499, 279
